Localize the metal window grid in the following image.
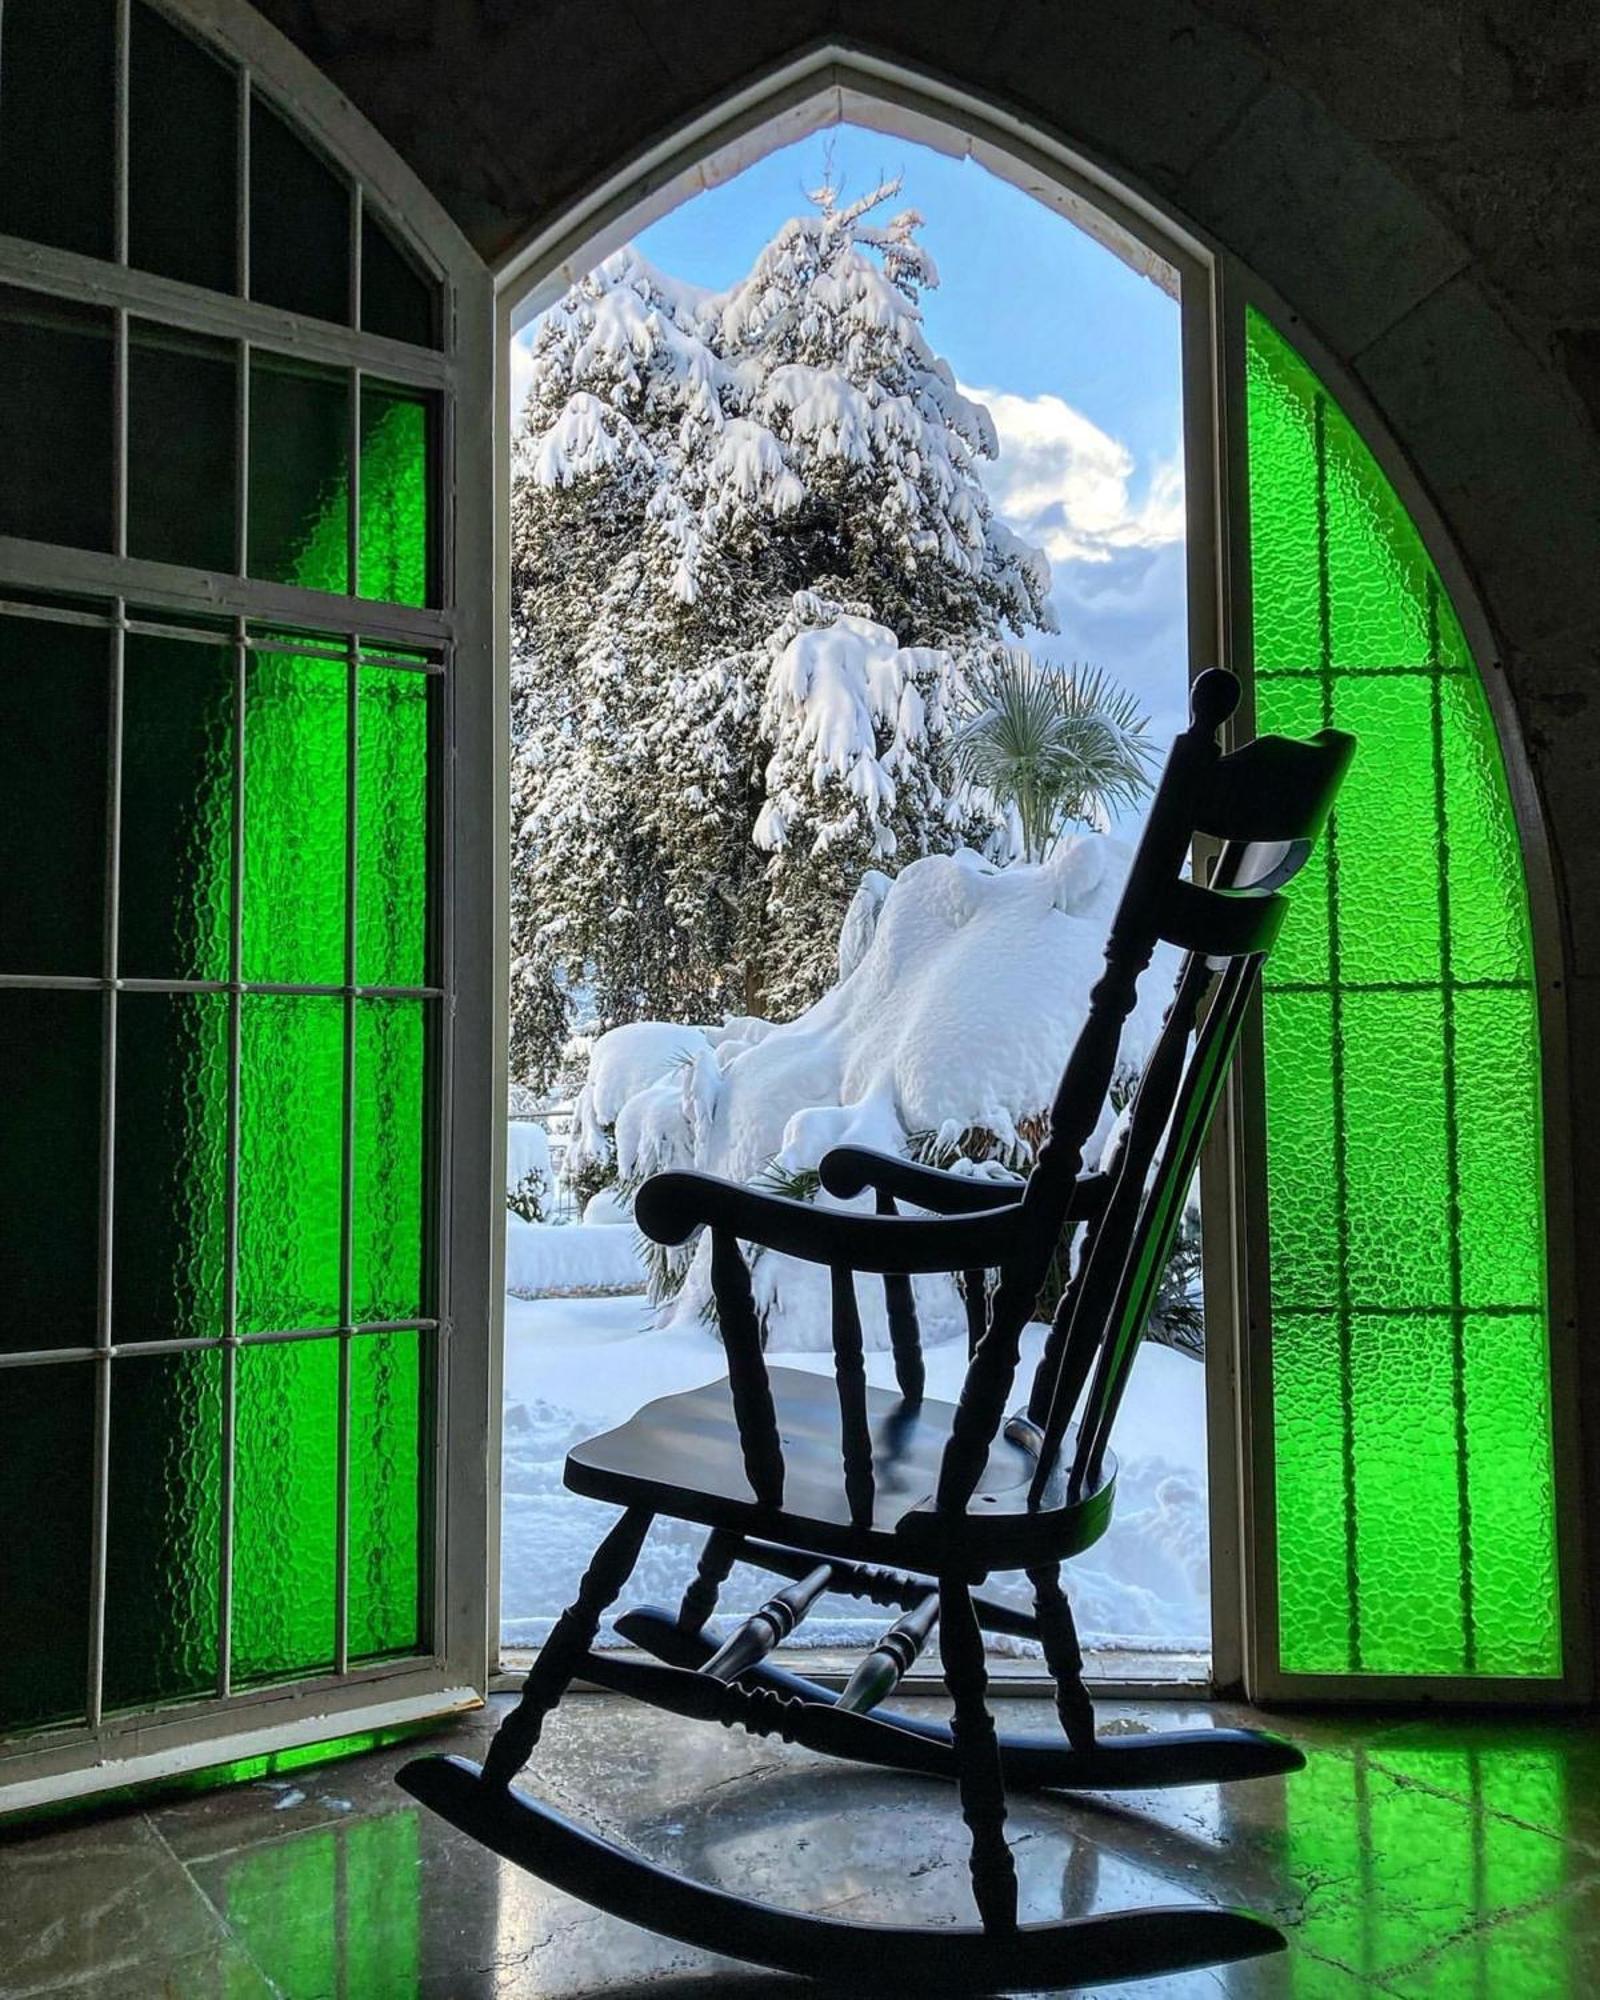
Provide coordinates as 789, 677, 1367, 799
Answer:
0, 0, 471, 1770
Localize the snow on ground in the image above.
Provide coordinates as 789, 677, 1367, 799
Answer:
500, 1283, 1209, 1661
505, 1214, 646, 1297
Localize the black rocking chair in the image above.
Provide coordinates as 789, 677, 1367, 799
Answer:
401, 668, 1354, 1993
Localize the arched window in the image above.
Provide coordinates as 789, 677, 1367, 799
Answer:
1244, 308, 1559, 1684
0, 0, 495, 1803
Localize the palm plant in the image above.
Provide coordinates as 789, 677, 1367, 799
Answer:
952, 648, 1157, 861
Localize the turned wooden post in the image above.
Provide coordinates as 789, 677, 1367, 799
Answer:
483, 1506, 652, 1789
940, 1577, 1018, 1932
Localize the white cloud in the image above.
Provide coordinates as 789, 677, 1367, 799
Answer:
963, 383, 1185, 568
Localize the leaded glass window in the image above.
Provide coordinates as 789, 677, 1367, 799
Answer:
0, 0, 468, 1773
1246, 308, 1558, 1678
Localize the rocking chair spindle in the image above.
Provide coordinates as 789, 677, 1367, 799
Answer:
401, 668, 1355, 1991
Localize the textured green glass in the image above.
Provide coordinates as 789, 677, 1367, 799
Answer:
353, 1002, 427, 1323
231, 1338, 338, 1684
242, 650, 347, 986
358, 384, 432, 608
0, 1362, 93, 1732
247, 354, 350, 593
1248, 307, 1558, 1677
113, 993, 228, 1343
349, 1330, 426, 1658
357, 664, 429, 988
0, 611, 108, 977
104, 1348, 222, 1711
119, 635, 233, 982
236, 997, 343, 1335
0, 992, 101, 1352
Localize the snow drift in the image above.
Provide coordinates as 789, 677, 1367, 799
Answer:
569, 829, 1174, 1348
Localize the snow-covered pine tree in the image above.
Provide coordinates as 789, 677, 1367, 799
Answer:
510, 176, 1052, 1086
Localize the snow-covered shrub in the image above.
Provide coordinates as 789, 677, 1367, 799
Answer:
509, 177, 1054, 1084
568, 831, 1189, 1353
506, 1119, 553, 1225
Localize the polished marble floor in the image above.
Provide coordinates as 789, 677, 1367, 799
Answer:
3, 1692, 1599, 1997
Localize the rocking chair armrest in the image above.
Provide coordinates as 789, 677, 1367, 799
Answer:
633, 1169, 1027, 1275
818, 1147, 1109, 1222
817, 1146, 1023, 1213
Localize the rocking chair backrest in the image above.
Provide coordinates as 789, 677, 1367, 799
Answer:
932, 668, 1355, 1516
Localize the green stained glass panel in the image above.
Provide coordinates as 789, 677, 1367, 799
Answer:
1330, 676, 1441, 985
237, 996, 342, 1335
357, 664, 429, 988
1340, 990, 1451, 1309
0, 991, 101, 1352
1261, 992, 1339, 1313
0, 611, 107, 978
349, 1330, 425, 1658
242, 650, 347, 986
232, 1337, 338, 1684
1348, 1310, 1465, 1674
0, 1362, 93, 1732
1463, 1312, 1560, 1675
1441, 670, 1533, 985
353, 1001, 426, 1324
358, 383, 433, 608
113, 993, 228, 1343
104, 1348, 222, 1710
247, 355, 350, 594
1271, 1314, 1352, 1676
1248, 306, 1557, 1679
119, 635, 234, 982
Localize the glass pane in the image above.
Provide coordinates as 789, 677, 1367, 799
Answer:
247, 354, 350, 593
358, 382, 433, 608
1261, 990, 1339, 1313
0, 0, 115, 258
249, 93, 350, 326
0, 286, 113, 550
237, 997, 343, 1335
0, 611, 107, 976
1341, 990, 1451, 1310
241, 649, 347, 986
352, 1000, 426, 1324
1349, 1310, 1467, 1674
349, 1329, 426, 1659
1247, 307, 1558, 1679
0, 991, 101, 1353
357, 663, 429, 988
0, 1362, 94, 1731
127, 323, 238, 574
119, 633, 234, 982
128, 1, 238, 293
1463, 1312, 1561, 1675
103, 1347, 223, 1710
231, 1337, 338, 1683
361, 210, 438, 348
112, 993, 228, 1343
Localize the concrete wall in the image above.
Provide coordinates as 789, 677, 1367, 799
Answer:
252, 0, 1600, 1667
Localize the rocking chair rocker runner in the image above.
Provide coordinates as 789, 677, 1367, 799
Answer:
401, 668, 1355, 1992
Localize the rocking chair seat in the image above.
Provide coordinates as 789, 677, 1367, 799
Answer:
565, 1365, 1118, 1574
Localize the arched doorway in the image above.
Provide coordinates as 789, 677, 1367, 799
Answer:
489, 50, 1579, 1704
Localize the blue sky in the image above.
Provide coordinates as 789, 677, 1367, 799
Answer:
512, 122, 1190, 747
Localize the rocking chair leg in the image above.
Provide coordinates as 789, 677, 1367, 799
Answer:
678, 1528, 739, 1631
939, 1578, 1018, 1934
483, 1507, 652, 1791
1029, 1562, 1097, 1752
